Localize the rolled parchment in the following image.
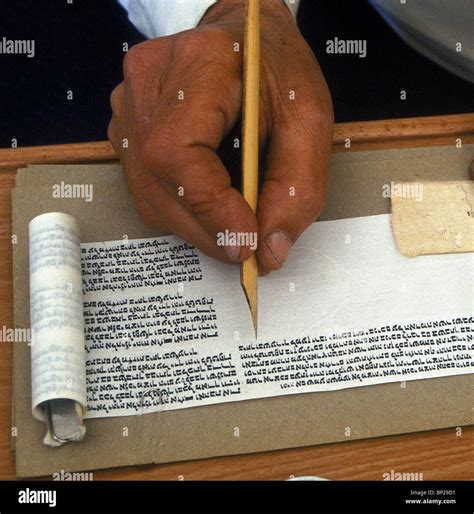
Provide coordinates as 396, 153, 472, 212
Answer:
29, 212, 86, 446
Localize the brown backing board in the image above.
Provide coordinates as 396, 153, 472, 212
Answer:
10, 143, 473, 477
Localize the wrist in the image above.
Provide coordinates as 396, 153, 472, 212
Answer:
200, 0, 293, 28
200, 1, 246, 26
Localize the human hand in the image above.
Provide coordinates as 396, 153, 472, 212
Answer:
108, 0, 334, 274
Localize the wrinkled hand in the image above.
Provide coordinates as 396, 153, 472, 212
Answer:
108, 0, 334, 274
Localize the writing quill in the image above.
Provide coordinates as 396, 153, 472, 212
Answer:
240, 0, 260, 337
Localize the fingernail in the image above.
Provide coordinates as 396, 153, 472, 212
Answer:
224, 245, 241, 262
264, 231, 292, 265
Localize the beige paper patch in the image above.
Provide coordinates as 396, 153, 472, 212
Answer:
391, 181, 473, 257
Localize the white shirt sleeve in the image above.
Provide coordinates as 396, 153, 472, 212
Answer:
119, 0, 300, 39
370, 0, 473, 84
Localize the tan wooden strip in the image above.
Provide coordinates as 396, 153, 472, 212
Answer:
0, 114, 472, 171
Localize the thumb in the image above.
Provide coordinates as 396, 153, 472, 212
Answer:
257, 114, 333, 272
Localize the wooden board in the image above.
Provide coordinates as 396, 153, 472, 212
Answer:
0, 113, 473, 480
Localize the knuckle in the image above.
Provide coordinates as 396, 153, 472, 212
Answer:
107, 119, 117, 146
141, 130, 177, 172
299, 186, 326, 219
180, 27, 225, 53
122, 47, 138, 77
202, 25, 238, 49
129, 178, 167, 229
110, 85, 124, 113
122, 41, 150, 78
297, 105, 333, 138
183, 186, 226, 218
177, 27, 239, 70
